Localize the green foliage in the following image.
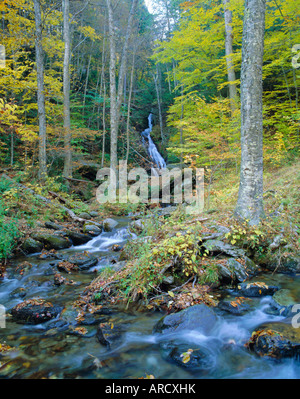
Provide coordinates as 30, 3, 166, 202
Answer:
0, 200, 20, 261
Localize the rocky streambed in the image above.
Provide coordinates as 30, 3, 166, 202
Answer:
1, 215, 300, 379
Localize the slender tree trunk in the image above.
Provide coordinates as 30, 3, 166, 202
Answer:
63, 0, 72, 179
106, 0, 138, 174
33, 0, 47, 181
235, 0, 266, 225
101, 82, 106, 168
223, 0, 238, 115
153, 67, 164, 144
126, 48, 136, 162
83, 51, 92, 117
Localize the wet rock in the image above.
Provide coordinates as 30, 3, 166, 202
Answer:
103, 218, 119, 232
234, 282, 279, 297
63, 252, 98, 271
153, 304, 217, 335
21, 237, 44, 254
217, 300, 251, 316
89, 211, 99, 218
266, 289, 297, 317
9, 287, 27, 299
161, 341, 215, 371
111, 244, 121, 252
246, 321, 300, 359
10, 299, 63, 324
83, 222, 102, 236
64, 230, 93, 246
202, 239, 245, 258
31, 232, 72, 250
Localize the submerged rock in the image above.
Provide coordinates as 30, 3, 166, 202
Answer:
161, 341, 215, 371
153, 304, 217, 335
62, 252, 98, 270
10, 299, 63, 324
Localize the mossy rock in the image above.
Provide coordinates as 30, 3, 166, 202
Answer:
31, 233, 72, 250
22, 238, 44, 254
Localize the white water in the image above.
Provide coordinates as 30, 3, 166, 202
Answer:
142, 113, 166, 171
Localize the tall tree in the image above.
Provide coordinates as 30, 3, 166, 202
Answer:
223, 0, 238, 115
235, 0, 266, 225
63, 0, 72, 179
106, 0, 139, 174
33, 0, 47, 180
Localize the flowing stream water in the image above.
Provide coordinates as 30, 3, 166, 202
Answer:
1, 218, 300, 379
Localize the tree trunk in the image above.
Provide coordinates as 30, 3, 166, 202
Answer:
33, 0, 47, 181
153, 67, 164, 144
235, 0, 266, 225
63, 0, 72, 179
106, 0, 138, 174
126, 48, 136, 162
223, 0, 238, 115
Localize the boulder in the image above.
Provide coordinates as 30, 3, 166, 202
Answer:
218, 257, 259, 285
161, 341, 215, 371
78, 212, 92, 220
10, 299, 63, 324
22, 238, 44, 254
31, 232, 72, 250
83, 222, 102, 236
64, 230, 92, 246
63, 252, 98, 270
217, 300, 251, 316
266, 289, 297, 317
202, 239, 245, 258
103, 218, 119, 232
44, 221, 64, 230
153, 304, 217, 335
246, 321, 300, 359
234, 282, 279, 297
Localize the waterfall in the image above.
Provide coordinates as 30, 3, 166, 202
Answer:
141, 113, 166, 171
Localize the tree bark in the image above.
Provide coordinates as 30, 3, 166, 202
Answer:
63, 0, 72, 179
223, 0, 238, 115
106, 0, 138, 175
126, 47, 136, 162
235, 0, 266, 225
33, 0, 47, 181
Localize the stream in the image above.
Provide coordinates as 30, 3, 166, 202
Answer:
1, 217, 300, 379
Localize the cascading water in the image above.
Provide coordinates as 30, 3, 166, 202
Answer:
141, 113, 166, 171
